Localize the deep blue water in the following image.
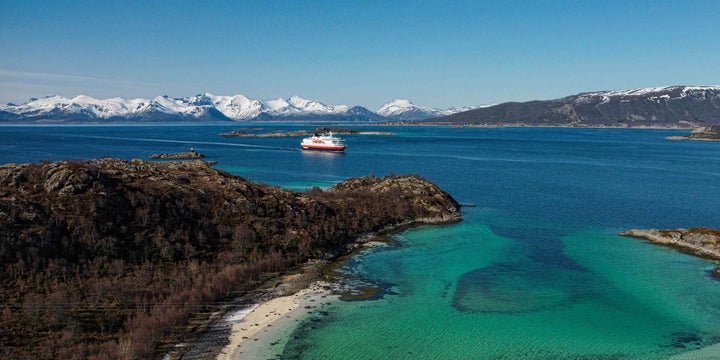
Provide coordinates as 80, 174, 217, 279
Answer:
2, 124, 720, 359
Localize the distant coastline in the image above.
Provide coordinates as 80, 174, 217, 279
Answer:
218, 127, 392, 137
665, 125, 720, 141
0, 121, 702, 130
404, 122, 698, 129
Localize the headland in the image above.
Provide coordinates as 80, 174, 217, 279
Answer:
0, 158, 460, 359
666, 125, 720, 141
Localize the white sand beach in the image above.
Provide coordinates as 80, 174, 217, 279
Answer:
217, 283, 335, 360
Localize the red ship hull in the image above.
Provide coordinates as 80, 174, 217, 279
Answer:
301, 144, 346, 151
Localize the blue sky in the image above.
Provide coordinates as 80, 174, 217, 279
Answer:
1, 0, 719, 109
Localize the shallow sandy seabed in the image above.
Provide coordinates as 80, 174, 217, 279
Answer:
667, 343, 720, 360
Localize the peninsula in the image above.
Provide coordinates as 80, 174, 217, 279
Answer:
666, 125, 720, 141
620, 228, 720, 278
0, 158, 460, 359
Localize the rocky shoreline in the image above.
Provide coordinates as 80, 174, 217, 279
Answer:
170, 212, 460, 359
167, 260, 330, 360
619, 228, 720, 278
179, 176, 461, 359
666, 125, 720, 141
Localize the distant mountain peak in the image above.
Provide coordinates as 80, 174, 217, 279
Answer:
377, 99, 479, 121
288, 94, 307, 102
386, 99, 415, 106
0, 93, 393, 123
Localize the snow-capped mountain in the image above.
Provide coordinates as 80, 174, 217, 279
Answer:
185, 93, 263, 120
0, 94, 386, 123
7, 86, 714, 125
377, 99, 485, 121
0, 94, 226, 122
377, 99, 438, 120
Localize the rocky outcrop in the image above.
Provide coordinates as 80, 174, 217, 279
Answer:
0, 158, 460, 359
149, 148, 205, 159
219, 127, 359, 137
218, 127, 391, 137
666, 125, 720, 141
620, 228, 720, 278
328, 174, 461, 224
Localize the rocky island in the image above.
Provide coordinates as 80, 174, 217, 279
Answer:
149, 148, 205, 159
0, 158, 460, 359
666, 125, 720, 141
218, 127, 392, 137
620, 228, 720, 278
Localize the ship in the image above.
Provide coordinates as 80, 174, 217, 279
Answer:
300, 132, 346, 151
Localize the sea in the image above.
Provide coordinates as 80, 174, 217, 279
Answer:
2, 124, 720, 359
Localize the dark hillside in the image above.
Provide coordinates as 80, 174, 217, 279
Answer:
0, 159, 460, 359
426, 86, 720, 127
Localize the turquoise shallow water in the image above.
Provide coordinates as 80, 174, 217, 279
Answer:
278, 215, 720, 359
2, 124, 720, 358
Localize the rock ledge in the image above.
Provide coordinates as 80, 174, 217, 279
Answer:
666, 125, 720, 141
149, 148, 205, 159
620, 228, 720, 278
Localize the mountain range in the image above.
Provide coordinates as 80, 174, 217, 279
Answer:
425, 85, 720, 128
376, 99, 482, 121
0, 94, 466, 123
2, 85, 719, 126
